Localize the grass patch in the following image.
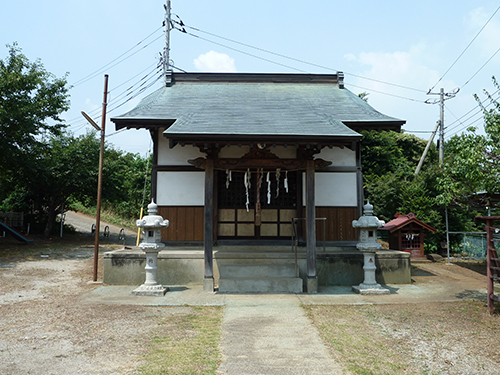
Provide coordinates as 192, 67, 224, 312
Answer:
305, 301, 500, 375
305, 305, 415, 375
137, 306, 224, 375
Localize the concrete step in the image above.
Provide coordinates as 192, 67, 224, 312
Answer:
218, 277, 303, 293
218, 263, 303, 293
219, 264, 298, 278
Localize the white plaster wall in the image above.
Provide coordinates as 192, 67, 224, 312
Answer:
158, 137, 205, 165
317, 147, 356, 166
157, 171, 205, 206
303, 172, 358, 206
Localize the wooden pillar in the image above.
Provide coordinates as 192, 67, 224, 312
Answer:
150, 128, 159, 202
306, 159, 318, 293
356, 141, 364, 218
203, 158, 215, 291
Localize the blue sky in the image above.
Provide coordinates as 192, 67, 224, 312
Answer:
2, 1, 500, 156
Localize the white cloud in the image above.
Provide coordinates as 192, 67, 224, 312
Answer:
346, 43, 444, 94
466, 7, 500, 60
194, 51, 237, 72
342, 44, 456, 133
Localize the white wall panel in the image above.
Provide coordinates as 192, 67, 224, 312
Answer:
158, 138, 205, 165
303, 172, 357, 206
317, 147, 356, 166
157, 171, 205, 206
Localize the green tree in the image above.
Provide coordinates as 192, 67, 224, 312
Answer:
0, 43, 70, 177
4, 132, 100, 236
437, 77, 500, 209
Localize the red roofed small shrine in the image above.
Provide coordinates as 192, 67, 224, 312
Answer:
379, 213, 437, 259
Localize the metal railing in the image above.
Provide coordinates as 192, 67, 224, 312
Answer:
291, 217, 326, 277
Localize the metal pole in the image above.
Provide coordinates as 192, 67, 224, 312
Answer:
415, 120, 440, 176
164, 0, 171, 85
59, 201, 64, 238
445, 206, 450, 264
439, 88, 445, 164
93, 74, 109, 282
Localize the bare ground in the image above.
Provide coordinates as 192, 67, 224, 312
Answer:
0, 237, 211, 375
1, 232, 499, 374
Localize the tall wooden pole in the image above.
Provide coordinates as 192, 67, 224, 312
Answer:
93, 74, 109, 282
306, 159, 317, 293
203, 158, 214, 291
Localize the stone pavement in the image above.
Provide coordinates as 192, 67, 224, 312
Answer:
217, 295, 343, 375
81, 264, 488, 375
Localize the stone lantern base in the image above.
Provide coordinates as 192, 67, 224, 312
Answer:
352, 284, 390, 295
132, 284, 168, 297
351, 251, 390, 295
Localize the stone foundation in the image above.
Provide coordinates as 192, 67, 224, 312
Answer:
103, 246, 411, 289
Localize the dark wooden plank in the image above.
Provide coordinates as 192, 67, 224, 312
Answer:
195, 207, 204, 241
306, 160, 316, 278
204, 159, 214, 279
179, 207, 193, 239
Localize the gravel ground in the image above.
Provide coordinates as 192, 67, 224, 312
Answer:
1, 213, 499, 374
0, 240, 195, 375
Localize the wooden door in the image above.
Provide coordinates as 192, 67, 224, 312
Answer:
217, 170, 298, 239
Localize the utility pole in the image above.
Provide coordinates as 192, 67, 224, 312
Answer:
438, 88, 445, 164
82, 75, 109, 282
414, 120, 440, 175
425, 87, 458, 165
163, 0, 172, 84
425, 87, 458, 264
93, 74, 109, 282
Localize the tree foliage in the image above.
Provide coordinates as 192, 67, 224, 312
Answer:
361, 129, 479, 252
0, 43, 69, 176
0, 44, 151, 237
437, 77, 500, 209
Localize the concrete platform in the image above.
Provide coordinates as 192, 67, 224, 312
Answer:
103, 245, 411, 291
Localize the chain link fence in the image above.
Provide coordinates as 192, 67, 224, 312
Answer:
448, 232, 487, 259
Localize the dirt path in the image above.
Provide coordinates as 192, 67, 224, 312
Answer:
63, 211, 137, 247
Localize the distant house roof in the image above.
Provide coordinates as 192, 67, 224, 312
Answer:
379, 213, 437, 233
111, 72, 405, 146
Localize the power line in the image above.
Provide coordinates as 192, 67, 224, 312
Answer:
428, 5, 500, 93
71, 26, 163, 87
445, 88, 500, 133
174, 18, 427, 94
179, 29, 307, 73
445, 90, 500, 138
460, 46, 500, 89
404, 130, 434, 134
348, 83, 426, 103
66, 64, 163, 134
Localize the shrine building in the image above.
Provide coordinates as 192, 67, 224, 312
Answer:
109, 71, 407, 293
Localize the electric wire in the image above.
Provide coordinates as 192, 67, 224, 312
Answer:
71, 26, 163, 87
177, 19, 427, 94
428, 5, 500, 93
67, 64, 163, 135
179, 28, 306, 72
445, 88, 500, 132
445, 90, 500, 138
460, 46, 500, 89
347, 83, 427, 103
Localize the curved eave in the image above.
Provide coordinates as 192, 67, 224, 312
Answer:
112, 118, 175, 130
343, 120, 405, 132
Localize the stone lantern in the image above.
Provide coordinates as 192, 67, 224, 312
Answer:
132, 200, 170, 296
352, 201, 390, 295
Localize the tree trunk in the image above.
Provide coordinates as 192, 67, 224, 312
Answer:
43, 200, 57, 237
